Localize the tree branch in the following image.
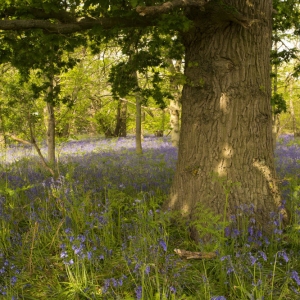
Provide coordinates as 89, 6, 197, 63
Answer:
137, 0, 259, 28
0, 0, 259, 33
136, 0, 208, 16
5, 133, 32, 146
0, 16, 156, 34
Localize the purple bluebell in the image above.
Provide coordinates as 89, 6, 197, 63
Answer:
258, 251, 267, 261
252, 279, 262, 287
278, 250, 289, 263
103, 279, 110, 293
145, 265, 150, 275
87, 251, 92, 260
159, 238, 167, 252
220, 255, 231, 262
60, 251, 68, 259
249, 253, 257, 265
10, 276, 17, 285
291, 270, 300, 285
111, 278, 118, 287
135, 286, 142, 300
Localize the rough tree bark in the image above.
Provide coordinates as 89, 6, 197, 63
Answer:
164, 0, 287, 236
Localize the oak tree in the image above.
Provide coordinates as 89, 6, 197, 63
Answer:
0, 0, 291, 235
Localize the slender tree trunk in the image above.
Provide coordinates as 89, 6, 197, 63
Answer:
290, 98, 296, 135
289, 84, 297, 135
131, 67, 143, 154
169, 99, 180, 147
161, 109, 165, 133
0, 105, 7, 147
120, 99, 127, 137
272, 40, 279, 147
164, 0, 287, 236
135, 92, 143, 154
114, 98, 127, 137
47, 102, 56, 166
168, 59, 182, 147
43, 73, 56, 169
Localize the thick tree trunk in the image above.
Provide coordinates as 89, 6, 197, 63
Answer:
165, 0, 287, 235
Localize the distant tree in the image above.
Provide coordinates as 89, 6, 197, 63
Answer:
271, 0, 300, 140
0, 66, 40, 144
1, 0, 298, 236
0, 14, 86, 171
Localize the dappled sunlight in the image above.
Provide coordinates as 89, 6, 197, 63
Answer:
216, 159, 227, 176
252, 158, 288, 222
168, 192, 191, 214
168, 192, 177, 208
246, 0, 254, 7
182, 203, 190, 215
219, 93, 229, 113
215, 143, 233, 176
222, 144, 233, 158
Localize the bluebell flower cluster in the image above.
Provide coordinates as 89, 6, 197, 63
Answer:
0, 135, 300, 298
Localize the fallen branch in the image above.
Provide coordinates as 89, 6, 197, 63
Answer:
174, 248, 217, 259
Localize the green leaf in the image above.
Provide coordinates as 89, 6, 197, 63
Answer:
129, 0, 138, 8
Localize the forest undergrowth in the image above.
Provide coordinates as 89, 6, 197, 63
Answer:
0, 135, 300, 299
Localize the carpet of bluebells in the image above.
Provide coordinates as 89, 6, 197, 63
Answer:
0, 134, 299, 299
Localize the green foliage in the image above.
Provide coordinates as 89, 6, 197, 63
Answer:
273, 0, 300, 32
0, 0, 187, 139
272, 0, 300, 116
191, 203, 229, 252
158, 13, 193, 33
109, 57, 170, 108
271, 48, 299, 66
271, 93, 287, 115
0, 67, 46, 141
